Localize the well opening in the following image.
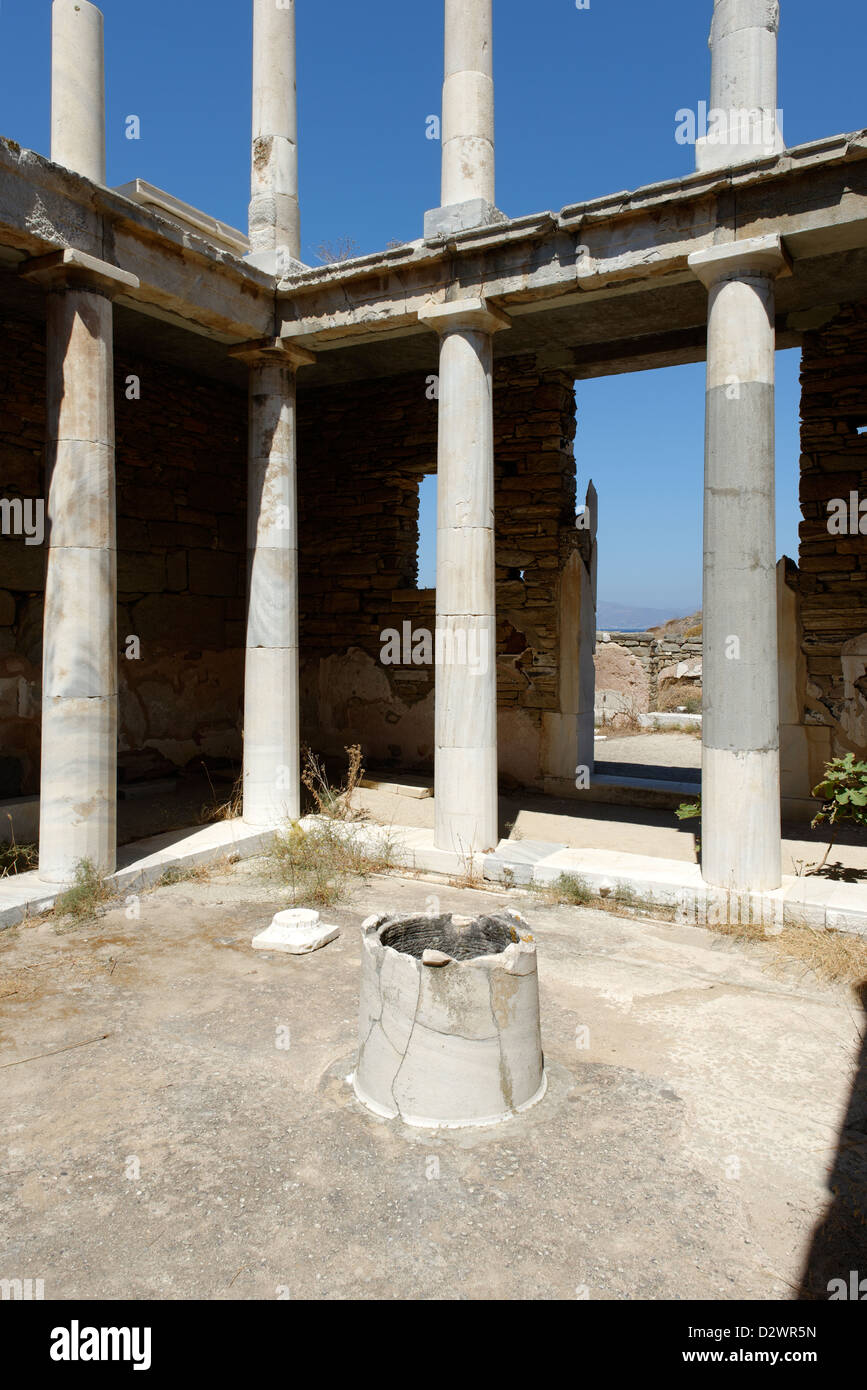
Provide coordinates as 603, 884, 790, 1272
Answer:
379, 913, 513, 961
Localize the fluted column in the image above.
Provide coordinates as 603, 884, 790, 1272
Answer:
688, 234, 791, 892
419, 299, 510, 855
696, 0, 784, 172
230, 338, 315, 826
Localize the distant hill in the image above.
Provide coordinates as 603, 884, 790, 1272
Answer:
597, 601, 696, 632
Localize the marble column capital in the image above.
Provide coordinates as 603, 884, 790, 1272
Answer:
418, 297, 511, 337
688, 234, 792, 289
19, 247, 139, 298
229, 335, 316, 370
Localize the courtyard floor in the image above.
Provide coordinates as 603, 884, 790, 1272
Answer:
1, 860, 864, 1300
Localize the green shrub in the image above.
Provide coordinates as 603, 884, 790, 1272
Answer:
810, 754, 867, 874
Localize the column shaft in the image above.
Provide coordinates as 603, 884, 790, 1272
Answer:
242, 354, 304, 825
710, 0, 779, 115
40, 287, 117, 881
51, 0, 106, 184
442, 0, 494, 207
249, 0, 300, 259
420, 299, 509, 855
690, 236, 789, 893
435, 325, 497, 853
698, 0, 783, 169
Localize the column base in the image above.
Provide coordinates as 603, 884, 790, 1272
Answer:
434, 746, 498, 856
242, 646, 300, 827
423, 199, 507, 242
695, 131, 784, 174
244, 248, 309, 278
38, 695, 117, 883
701, 746, 782, 893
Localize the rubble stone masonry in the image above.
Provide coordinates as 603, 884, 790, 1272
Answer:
798, 302, 867, 757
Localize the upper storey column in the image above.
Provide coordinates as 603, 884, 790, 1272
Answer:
248, 0, 302, 274
424, 0, 504, 239
51, 0, 106, 183
696, 0, 784, 172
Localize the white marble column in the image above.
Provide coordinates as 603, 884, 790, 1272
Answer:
442, 0, 494, 208
688, 234, 791, 893
696, 0, 784, 172
51, 0, 106, 184
247, 0, 302, 274
419, 299, 510, 855
424, 0, 501, 239
21, 251, 138, 883
230, 339, 314, 827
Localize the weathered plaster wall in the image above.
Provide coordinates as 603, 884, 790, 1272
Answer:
296, 355, 581, 786
798, 303, 867, 762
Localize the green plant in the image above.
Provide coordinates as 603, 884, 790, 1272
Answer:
544, 873, 593, 906
268, 818, 395, 908
676, 795, 702, 856
809, 754, 867, 875
54, 859, 113, 923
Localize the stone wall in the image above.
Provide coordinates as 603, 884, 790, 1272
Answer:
798, 302, 867, 759
594, 628, 703, 717
297, 355, 581, 786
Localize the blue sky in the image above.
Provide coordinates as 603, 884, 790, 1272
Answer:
1, 0, 863, 614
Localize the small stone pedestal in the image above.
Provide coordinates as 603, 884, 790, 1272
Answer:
252, 908, 339, 955
353, 909, 546, 1128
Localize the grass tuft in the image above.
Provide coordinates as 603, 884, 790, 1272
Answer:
54, 859, 113, 923
536, 873, 593, 906
302, 743, 366, 821
0, 840, 38, 877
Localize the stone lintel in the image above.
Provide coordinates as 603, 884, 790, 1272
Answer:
19, 247, 139, 296
418, 297, 511, 336
229, 336, 316, 369
688, 233, 792, 288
